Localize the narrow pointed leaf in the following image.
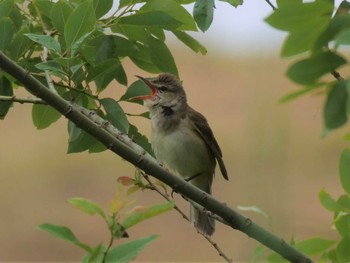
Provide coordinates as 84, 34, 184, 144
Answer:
193, 0, 214, 32
25, 33, 61, 53
100, 98, 129, 133
105, 235, 158, 262
287, 52, 346, 85
122, 201, 174, 229
51, 1, 72, 35
69, 198, 106, 219
147, 36, 178, 76
64, 1, 96, 48
339, 148, 350, 195
0, 18, 15, 51
172, 31, 207, 54
324, 81, 348, 130
140, 0, 197, 31
38, 223, 92, 252
32, 104, 61, 129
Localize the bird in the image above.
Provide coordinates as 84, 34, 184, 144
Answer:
132, 73, 228, 236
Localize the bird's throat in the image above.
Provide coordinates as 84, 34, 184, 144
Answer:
161, 106, 174, 116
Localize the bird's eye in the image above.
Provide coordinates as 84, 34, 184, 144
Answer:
158, 86, 168, 93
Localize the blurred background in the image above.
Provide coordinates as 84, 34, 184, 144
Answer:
0, 0, 347, 262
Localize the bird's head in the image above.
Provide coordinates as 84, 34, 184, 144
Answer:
132, 73, 187, 110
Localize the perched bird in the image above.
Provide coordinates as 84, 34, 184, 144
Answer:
133, 73, 228, 236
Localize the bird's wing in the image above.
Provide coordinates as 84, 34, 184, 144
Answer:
187, 106, 229, 180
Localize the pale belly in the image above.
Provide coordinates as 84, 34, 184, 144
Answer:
151, 119, 216, 181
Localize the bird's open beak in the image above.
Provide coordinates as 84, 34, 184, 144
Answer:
131, 75, 158, 100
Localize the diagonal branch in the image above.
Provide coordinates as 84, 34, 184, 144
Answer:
0, 50, 312, 263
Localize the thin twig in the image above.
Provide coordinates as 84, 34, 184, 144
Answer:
102, 214, 116, 263
142, 173, 233, 263
331, 70, 344, 81
0, 95, 46, 104
265, 0, 277, 10
142, 173, 189, 221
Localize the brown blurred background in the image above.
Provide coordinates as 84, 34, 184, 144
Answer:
0, 2, 347, 261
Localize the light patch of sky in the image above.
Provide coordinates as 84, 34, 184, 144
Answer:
179, 0, 287, 55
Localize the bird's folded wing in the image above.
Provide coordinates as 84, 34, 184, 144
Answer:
187, 107, 229, 180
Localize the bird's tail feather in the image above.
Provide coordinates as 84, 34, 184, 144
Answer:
190, 205, 215, 236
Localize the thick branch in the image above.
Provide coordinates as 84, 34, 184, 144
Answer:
0, 50, 312, 263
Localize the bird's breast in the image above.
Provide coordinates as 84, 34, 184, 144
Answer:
151, 117, 215, 179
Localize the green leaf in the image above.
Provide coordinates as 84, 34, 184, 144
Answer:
0, 0, 14, 20
82, 244, 105, 263
25, 33, 61, 53
9, 6, 22, 30
295, 238, 336, 256
219, 0, 243, 7
113, 35, 138, 57
118, 11, 182, 30
335, 28, 350, 48
172, 30, 207, 54
315, 15, 350, 51
71, 31, 94, 58
105, 235, 158, 262
279, 83, 326, 104
100, 98, 129, 134
51, 1, 73, 35
339, 148, 350, 195
67, 121, 98, 153
9, 26, 31, 60
334, 195, 350, 237
0, 76, 13, 119
86, 59, 123, 92
147, 36, 178, 76
319, 188, 349, 212
122, 201, 174, 229
38, 223, 92, 252
265, 1, 333, 32
281, 27, 325, 57
121, 80, 153, 104
193, 0, 214, 32
69, 197, 106, 219
287, 51, 346, 85
0, 18, 15, 51
140, 0, 197, 31
64, 0, 96, 48
93, 0, 113, 18
32, 104, 61, 129
324, 81, 348, 130
111, 24, 149, 43
128, 124, 154, 156
265, 0, 333, 56
128, 43, 160, 73
337, 236, 350, 262
35, 61, 66, 79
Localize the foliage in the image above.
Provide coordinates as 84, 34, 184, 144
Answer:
266, 0, 350, 134
253, 148, 350, 262
0, 0, 228, 151
38, 176, 174, 262
254, 0, 350, 262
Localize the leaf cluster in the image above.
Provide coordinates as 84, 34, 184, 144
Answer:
266, 0, 350, 133
38, 174, 174, 262
1, 0, 240, 153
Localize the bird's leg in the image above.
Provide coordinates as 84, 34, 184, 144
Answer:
184, 172, 202, 182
